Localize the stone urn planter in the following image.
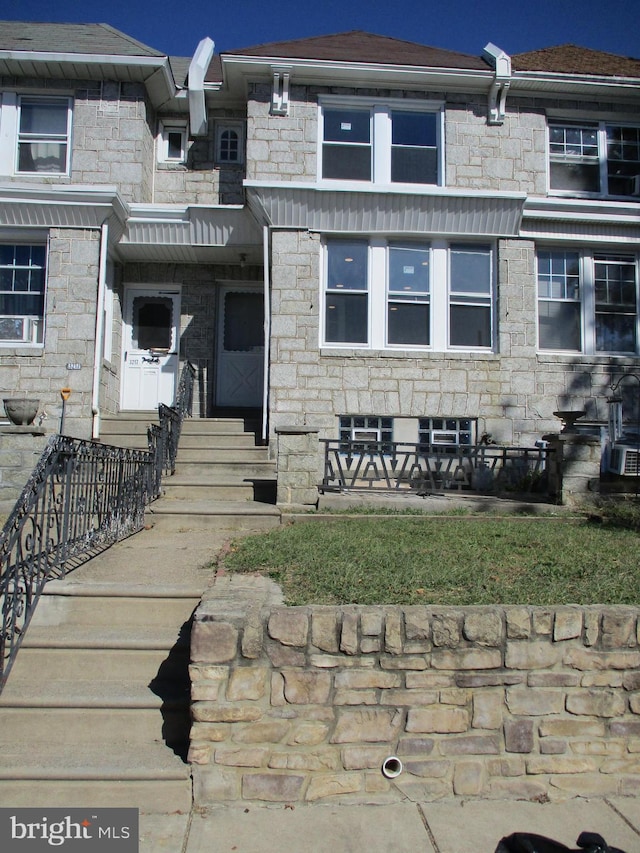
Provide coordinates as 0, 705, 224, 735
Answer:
3, 397, 40, 426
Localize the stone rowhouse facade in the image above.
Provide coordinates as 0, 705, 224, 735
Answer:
190, 578, 640, 804
1, 25, 640, 487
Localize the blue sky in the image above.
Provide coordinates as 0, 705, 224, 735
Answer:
3, 0, 639, 60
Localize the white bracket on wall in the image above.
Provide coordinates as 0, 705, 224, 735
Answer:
483, 42, 511, 126
271, 66, 292, 116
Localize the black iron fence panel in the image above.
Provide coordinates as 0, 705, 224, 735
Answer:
321, 440, 553, 497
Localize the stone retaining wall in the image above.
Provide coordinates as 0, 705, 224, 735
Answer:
189, 579, 640, 806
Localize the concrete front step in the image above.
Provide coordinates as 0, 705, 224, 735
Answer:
176, 447, 269, 463
30, 587, 201, 629
0, 743, 191, 812
11, 645, 188, 681
162, 476, 255, 501
147, 499, 281, 531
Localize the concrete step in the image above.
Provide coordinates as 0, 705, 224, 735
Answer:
30, 586, 201, 629
147, 499, 281, 531
176, 446, 270, 463
177, 433, 257, 449
0, 743, 191, 811
174, 459, 276, 479
162, 476, 255, 501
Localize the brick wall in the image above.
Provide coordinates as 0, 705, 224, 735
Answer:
189, 581, 640, 805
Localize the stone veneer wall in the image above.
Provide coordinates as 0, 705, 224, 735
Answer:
189, 584, 640, 806
267, 230, 635, 448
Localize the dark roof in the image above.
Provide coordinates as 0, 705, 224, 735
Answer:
513, 44, 640, 78
221, 31, 490, 70
0, 21, 165, 57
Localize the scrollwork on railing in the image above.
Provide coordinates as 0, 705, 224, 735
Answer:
0, 436, 154, 690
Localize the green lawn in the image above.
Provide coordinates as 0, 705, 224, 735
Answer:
221, 512, 640, 606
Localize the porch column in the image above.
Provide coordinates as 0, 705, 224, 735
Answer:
275, 426, 321, 508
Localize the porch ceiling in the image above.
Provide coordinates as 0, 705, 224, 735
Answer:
245, 184, 526, 237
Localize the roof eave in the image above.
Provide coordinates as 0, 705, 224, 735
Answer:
218, 53, 493, 93
511, 69, 640, 97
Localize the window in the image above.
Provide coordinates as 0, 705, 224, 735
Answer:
158, 121, 188, 163
320, 98, 442, 186
215, 122, 244, 165
0, 94, 72, 176
0, 243, 46, 344
323, 238, 494, 351
339, 416, 393, 451
17, 96, 72, 174
418, 418, 476, 452
549, 121, 640, 197
537, 249, 639, 354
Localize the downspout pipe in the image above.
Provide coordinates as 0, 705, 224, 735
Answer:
262, 225, 271, 444
91, 221, 109, 439
189, 37, 215, 137
483, 42, 511, 125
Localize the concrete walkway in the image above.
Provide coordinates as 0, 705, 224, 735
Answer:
142, 797, 640, 852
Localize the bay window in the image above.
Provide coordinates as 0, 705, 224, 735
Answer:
537, 249, 639, 354
0, 243, 47, 344
320, 98, 442, 186
323, 238, 494, 351
549, 121, 640, 198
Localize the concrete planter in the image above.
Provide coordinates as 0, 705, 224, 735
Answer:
3, 398, 40, 426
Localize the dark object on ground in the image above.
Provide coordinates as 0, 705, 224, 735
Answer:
495, 831, 627, 853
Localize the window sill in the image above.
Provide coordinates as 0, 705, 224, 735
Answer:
537, 352, 640, 364
0, 345, 44, 356
320, 347, 498, 360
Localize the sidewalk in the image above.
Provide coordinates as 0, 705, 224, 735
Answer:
141, 797, 640, 852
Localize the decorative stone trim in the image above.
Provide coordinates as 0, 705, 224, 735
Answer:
190, 578, 640, 805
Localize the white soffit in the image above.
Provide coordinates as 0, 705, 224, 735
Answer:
246, 185, 525, 237
522, 197, 640, 244
121, 205, 262, 248
0, 183, 127, 229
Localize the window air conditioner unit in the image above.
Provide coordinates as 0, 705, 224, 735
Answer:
609, 441, 640, 476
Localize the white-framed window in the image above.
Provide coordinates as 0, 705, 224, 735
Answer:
322, 238, 494, 351
339, 415, 394, 451
319, 97, 443, 186
0, 242, 47, 345
537, 248, 639, 354
215, 121, 244, 165
418, 417, 477, 451
158, 121, 188, 164
548, 121, 640, 198
0, 93, 73, 176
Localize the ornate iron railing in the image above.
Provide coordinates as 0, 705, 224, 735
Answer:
321, 440, 554, 498
0, 360, 196, 692
0, 436, 153, 690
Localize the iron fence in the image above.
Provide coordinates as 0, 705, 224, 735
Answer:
321, 439, 554, 497
0, 360, 196, 692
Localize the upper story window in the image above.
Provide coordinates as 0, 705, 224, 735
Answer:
319, 97, 442, 186
323, 238, 493, 351
0, 242, 47, 345
537, 248, 639, 354
158, 121, 188, 164
549, 121, 640, 198
215, 121, 245, 165
0, 93, 72, 176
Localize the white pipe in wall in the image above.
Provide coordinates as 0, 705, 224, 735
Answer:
91, 221, 109, 439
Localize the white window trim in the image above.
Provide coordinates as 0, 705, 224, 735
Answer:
321, 237, 495, 353
317, 95, 445, 190
215, 120, 245, 165
536, 247, 640, 355
547, 119, 640, 200
157, 120, 188, 164
0, 234, 48, 348
0, 93, 73, 177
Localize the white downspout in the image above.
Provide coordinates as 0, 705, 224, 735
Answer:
189, 37, 215, 137
262, 225, 271, 443
91, 221, 109, 439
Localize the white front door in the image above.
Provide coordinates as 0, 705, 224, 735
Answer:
121, 287, 181, 410
215, 285, 264, 408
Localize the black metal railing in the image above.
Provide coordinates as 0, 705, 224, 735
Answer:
0, 360, 196, 692
321, 440, 554, 497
